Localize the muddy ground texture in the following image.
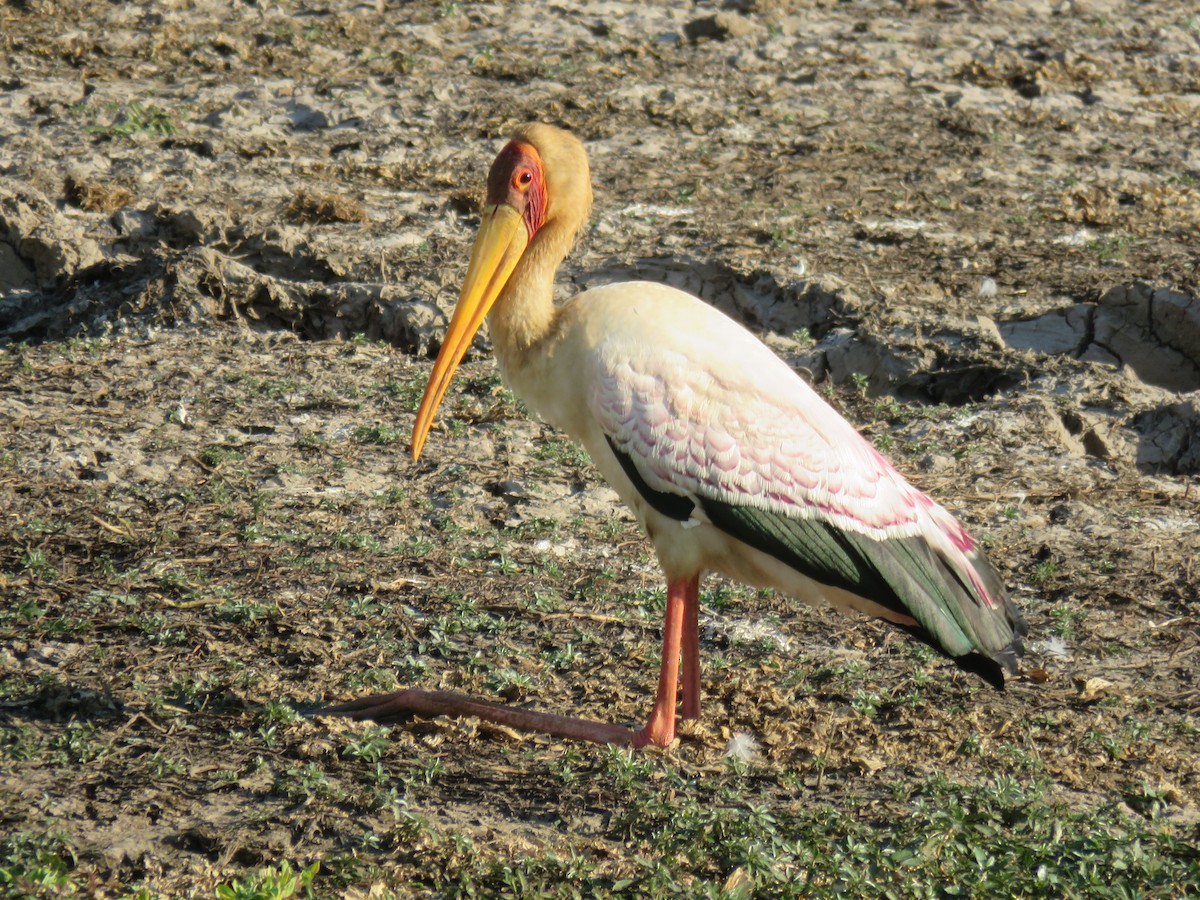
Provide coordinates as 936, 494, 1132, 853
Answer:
2, 0, 1200, 895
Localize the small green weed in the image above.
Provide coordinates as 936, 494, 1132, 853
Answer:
352, 423, 400, 445
1050, 605, 1087, 639
342, 726, 391, 764
214, 860, 318, 900
275, 764, 333, 802
199, 444, 245, 467
0, 829, 79, 898
1029, 558, 1060, 587
533, 438, 590, 468
88, 100, 178, 138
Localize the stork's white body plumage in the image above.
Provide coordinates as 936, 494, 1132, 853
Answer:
321, 124, 1026, 748
499, 279, 1006, 646
503, 284, 882, 594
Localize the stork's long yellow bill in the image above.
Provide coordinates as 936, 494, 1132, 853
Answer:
411, 204, 529, 460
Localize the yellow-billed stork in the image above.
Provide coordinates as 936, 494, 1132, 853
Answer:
321, 124, 1026, 748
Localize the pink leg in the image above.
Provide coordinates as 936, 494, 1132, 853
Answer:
316, 574, 704, 750
317, 689, 637, 745
681, 576, 701, 720
633, 574, 698, 748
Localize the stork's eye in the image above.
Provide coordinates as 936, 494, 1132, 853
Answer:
514, 170, 533, 189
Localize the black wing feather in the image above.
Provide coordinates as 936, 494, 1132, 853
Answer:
607, 440, 1026, 688
704, 497, 1024, 687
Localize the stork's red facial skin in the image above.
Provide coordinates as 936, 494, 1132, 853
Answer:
486, 140, 546, 238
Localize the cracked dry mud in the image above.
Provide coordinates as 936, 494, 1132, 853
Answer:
1, 0, 1199, 895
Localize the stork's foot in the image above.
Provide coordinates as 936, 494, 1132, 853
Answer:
632, 706, 677, 749
628, 724, 676, 748
312, 688, 640, 746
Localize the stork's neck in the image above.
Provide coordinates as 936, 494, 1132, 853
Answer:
488, 217, 575, 370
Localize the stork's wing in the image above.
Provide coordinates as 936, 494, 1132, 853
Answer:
589, 327, 1026, 681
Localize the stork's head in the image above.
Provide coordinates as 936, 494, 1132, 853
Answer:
410, 124, 592, 460
501, 123, 592, 237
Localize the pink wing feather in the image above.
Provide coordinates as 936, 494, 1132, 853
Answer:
590, 332, 972, 551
